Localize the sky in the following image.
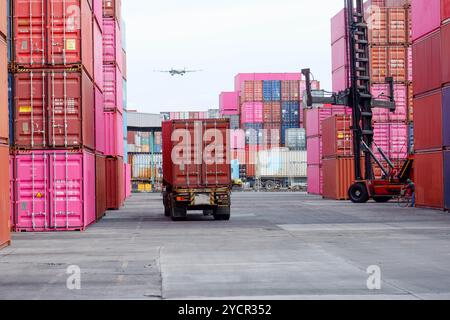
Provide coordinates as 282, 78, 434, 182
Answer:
122, 0, 345, 114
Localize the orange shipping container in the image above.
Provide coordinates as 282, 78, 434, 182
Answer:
0, 145, 11, 249
415, 151, 445, 209
370, 46, 408, 83
322, 115, 353, 159
0, 0, 6, 40
281, 80, 300, 101
322, 157, 356, 200
242, 81, 263, 102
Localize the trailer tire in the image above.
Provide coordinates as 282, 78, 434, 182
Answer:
213, 206, 231, 221
348, 183, 369, 203
170, 197, 187, 221
373, 196, 392, 203
265, 180, 276, 191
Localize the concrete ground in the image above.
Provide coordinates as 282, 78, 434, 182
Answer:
1, 192, 450, 300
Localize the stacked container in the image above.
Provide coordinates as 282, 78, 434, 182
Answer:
305, 105, 351, 195
412, 0, 450, 210
9, 0, 104, 231
1, 0, 11, 248
103, 0, 126, 210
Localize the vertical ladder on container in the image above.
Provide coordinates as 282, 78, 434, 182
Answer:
347, 0, 374, 180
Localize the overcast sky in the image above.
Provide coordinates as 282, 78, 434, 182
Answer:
122, 0, 345, 113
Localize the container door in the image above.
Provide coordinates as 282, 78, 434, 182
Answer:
48, 152, 84, 230
15, 153, 50, 231
202, 121, 230, 187
47, 70, 83, 148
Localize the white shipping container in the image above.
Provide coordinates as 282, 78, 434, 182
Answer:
257, 149, 307, 178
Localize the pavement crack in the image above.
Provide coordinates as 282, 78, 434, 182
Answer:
157, 246, 165, 300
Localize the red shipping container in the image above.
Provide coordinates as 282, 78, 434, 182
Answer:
13, 0, 94, 78
14, 69, 95, 150
413, 30, 442, 96
94, 87, 105, 154
281, 80, 300, 101
104, 111, 124, 157
415, 151, 445, 209
367, 7, 409, 45
441, 22, 450, 85
103, 0, 121, 22
263, 102, 281, 123
0, 145, 11, 249
414, 89, 443, 152
106, 156, 124, 210
262, 123, 281, 146
103, 64, 123, 112
322, 115, 353, 159
0, 38, 8, 145
95, 154, 106, 221
93, 18, 104, 91
162, 119, 231, 188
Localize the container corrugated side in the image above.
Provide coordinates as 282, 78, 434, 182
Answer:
0, 145, 11, 249
257, 150, 307, 178
0, 38, 8, 145
95, 154, 107, 221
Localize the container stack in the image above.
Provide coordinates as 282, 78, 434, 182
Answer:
412, 0, 450, 210
121, 20, 131, 199
9, 0, 103, 231
103, 0, 126, 210
1, 0, 11, 248
305, 105, 351, 195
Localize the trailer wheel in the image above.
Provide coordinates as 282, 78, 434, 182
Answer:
373, 196, 392, 203
170, 197, 187, 221
264, 180, 276, 191
348, 183, 369, 203
213, 206, 231, 221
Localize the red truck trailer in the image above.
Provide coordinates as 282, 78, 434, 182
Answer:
162, 119, 232, 221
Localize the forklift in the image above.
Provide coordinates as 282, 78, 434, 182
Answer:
302, 0, 414, 204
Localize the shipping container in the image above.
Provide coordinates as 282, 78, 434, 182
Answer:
162, 119, 231, 188
281, 102, 300, 124
103, 18, 122, 68
13, 149, 96, 232
332, 65, 350, 92
257, 149, 307, 178
125, 163, 131, 198
371, 84, 408, 122
281, 80, 300, 101
241, 81, 263, 102
332, 37, 348, 72
263, 80, 281, 101
93, 0, 103, 31
262, 123, 281, 147
305, 106, 351, 138
129, 153, 163, 181
243, 123, 263, 145
13, 0, 94, 78
307, 136, 322, 166
0, 0, 7, 40
8, 72, 13, 146
234, 73, 301, 92
241, 102, 263, 124
412, 0, 442, 41
95, 154, 106, 221
370, 46, 408, 83
322, 115, 353, 159
415, 151, 445, 209
14, 69, 95, 150
93, 17, 104, 91
322, 157, 355, 200
414, 89, 444, 151
373, 122, 409, 160
219, 91, 239, 113
263, 102, 281, 123
281, 123, 299, 145
94, 87, 105, 154
0, 38, 8, 145
284, 128, 306, 150
331, 8, 347, 45
230, 129, 246, 150
367, 7, 409, 45
106, 156, 124, 210
223, 114, 240, 130
442, 22, 450, 85
307, 164, 323, 195
0, 145, 11, 249
104, 111, 124, 157
412, 30, 442, 95
103, 0, 121, 22
103, 64, 123, 112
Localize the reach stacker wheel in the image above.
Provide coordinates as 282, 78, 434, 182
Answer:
348, 183, 370, 204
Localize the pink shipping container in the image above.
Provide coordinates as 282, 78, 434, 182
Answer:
125, 163, 131, 198
230, 129, 246, 150
93, 18, 104, 91
412, 0, 442, 41
305, 106, 351, 138
332, 37, 348, 72
93, 0, 103, 31
371, 84, 408, 122
95, 87, 105, 154
219, 92, 239, 113
103, 64, 123, 112
373, 123, 409, 160
12, 150, 96, 232
332, 66, 350, 92
13, 0, 94, 79
307, 165, 323, 195
104, 111, 124, 157
103, 18, 122, 69
241, 102, 263, 124
307, 136, 322, 166
331, 9, 347, 45
234, 73, 301, 92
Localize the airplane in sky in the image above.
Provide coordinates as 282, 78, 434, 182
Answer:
154, 68, 203, 76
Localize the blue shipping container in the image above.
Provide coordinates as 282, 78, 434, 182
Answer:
263, 81, 281, 101
282, 102, 300, 123
281, 123, 300, 145
243, 123, 263, 145
8, 73, 13, 146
